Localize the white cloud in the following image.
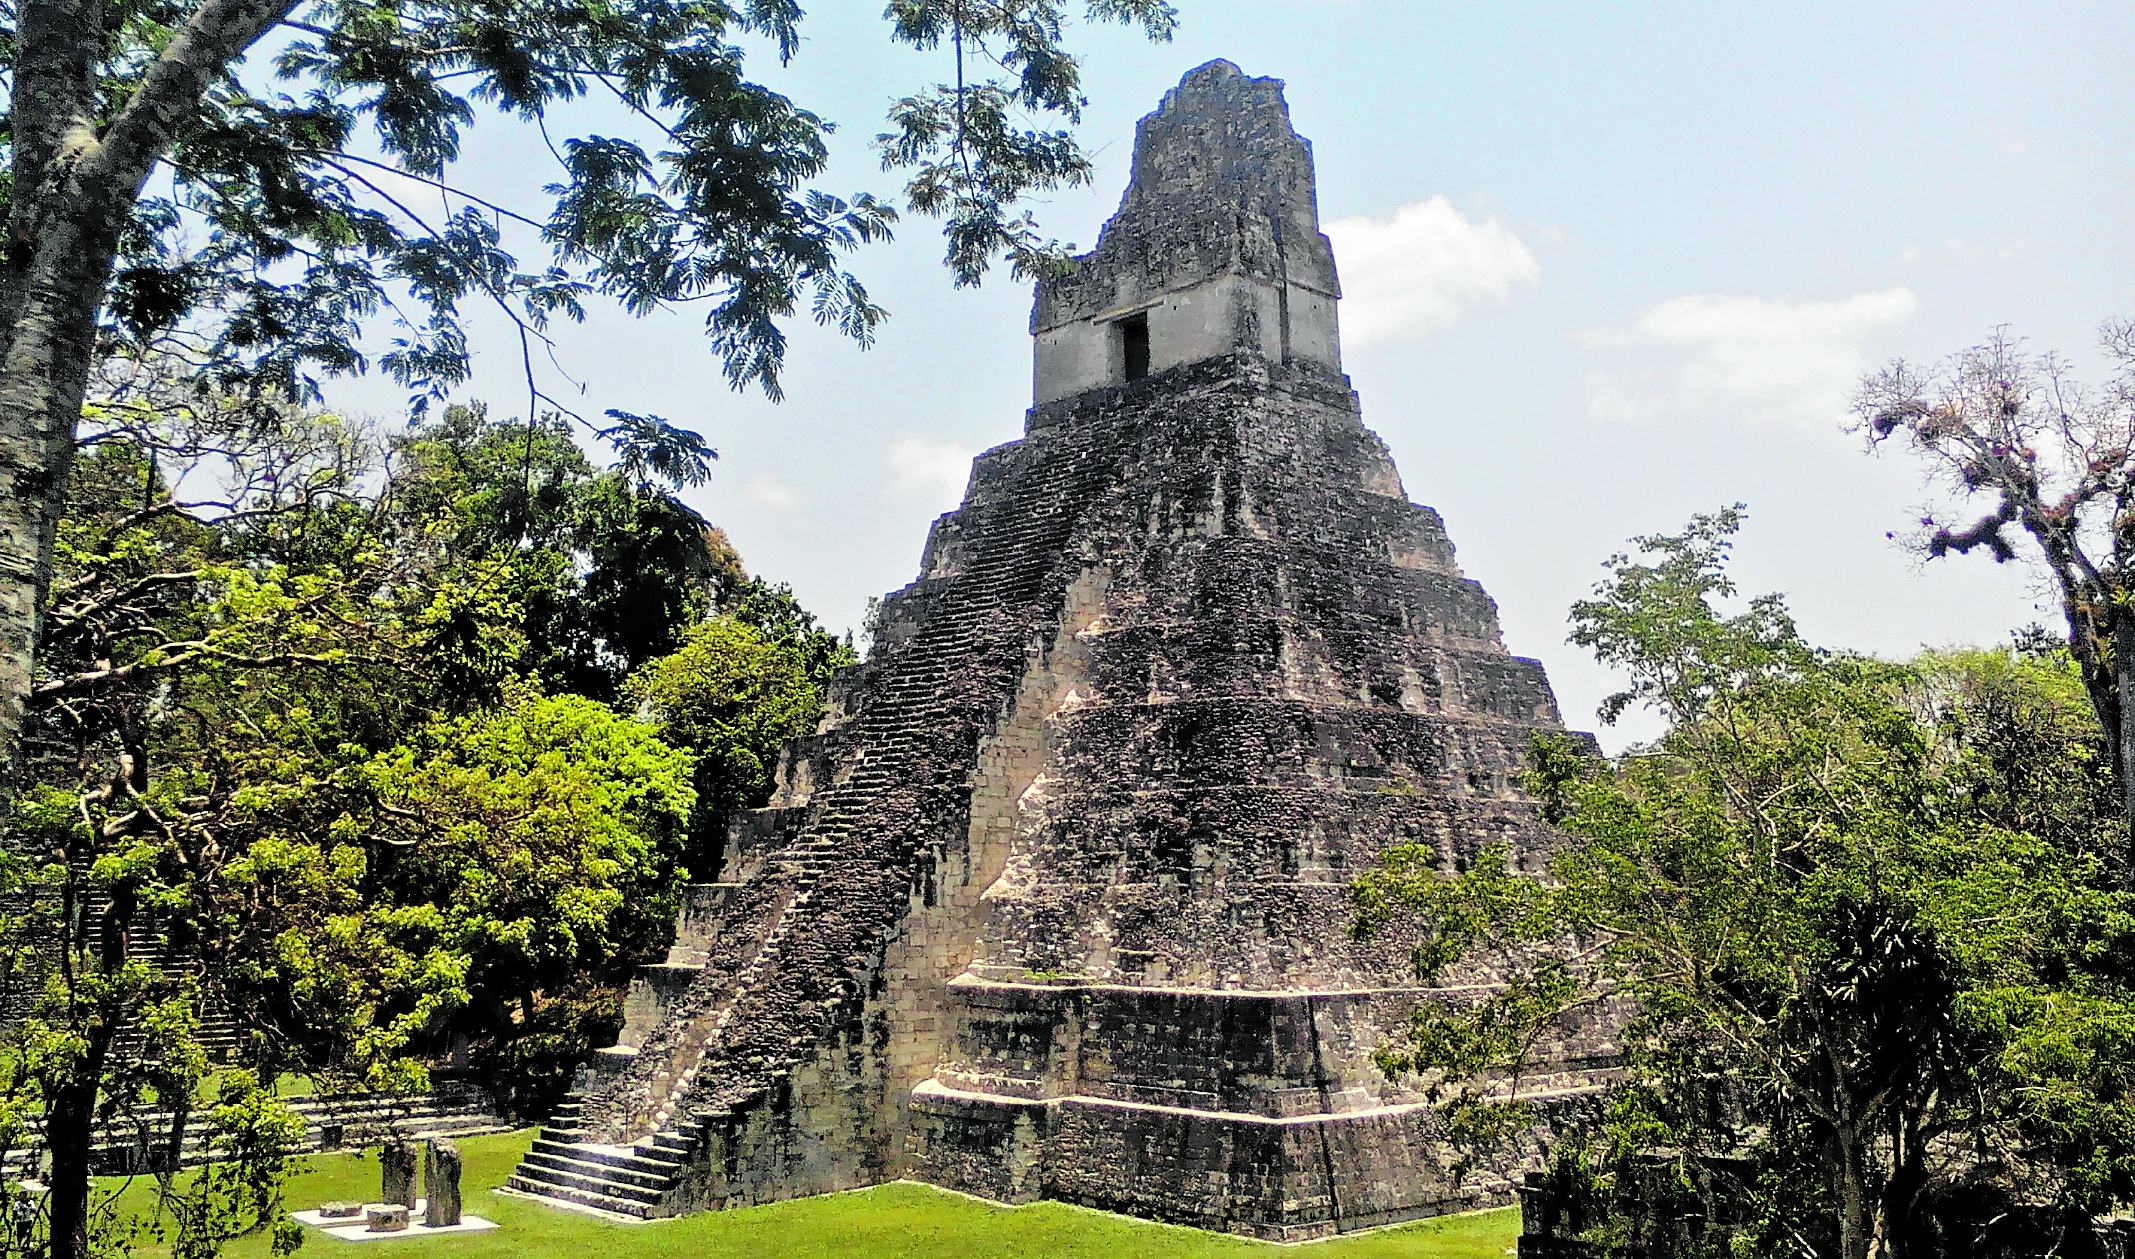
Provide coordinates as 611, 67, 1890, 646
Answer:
1579, 288, 1920, 433
743, 471, 798, 509
1324, 196, 1543, 346
885, 434, 976, 502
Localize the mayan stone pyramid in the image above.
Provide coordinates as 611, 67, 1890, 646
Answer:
504, 59, 1613, 1240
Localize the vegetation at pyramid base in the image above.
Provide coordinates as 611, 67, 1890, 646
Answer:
4, 391, 848, 1258
1358, 510, 2135, 1259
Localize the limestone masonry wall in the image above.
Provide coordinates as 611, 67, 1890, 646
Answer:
504, 59, 1614, 1240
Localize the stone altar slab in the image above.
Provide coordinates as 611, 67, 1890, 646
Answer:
291, 1200, 499, 1241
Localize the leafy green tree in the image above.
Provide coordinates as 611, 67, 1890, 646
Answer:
3, 393, 421, 1259
627, 616, 830, 879
721, 577, 858, 689
1918, 644, 2121, 869
0, 0, 1178, 810
1857, 324, 2135, 885
337, 690, 694, 1107
385, 402, 730, 702
7, 385, 712, 1252
557, 473, 727, 695
1355, 511, 2135, 1259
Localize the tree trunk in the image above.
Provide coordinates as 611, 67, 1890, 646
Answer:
45, 1078, 99, 1259
2115, 611, 2135, 891
0, 221, 119, 810
0, 0, 305, 810
45, 883, 128, 1259
3, 7, 315, 1259
1881, 1110, 1930, 1259
1834, 1123, 1872, 1259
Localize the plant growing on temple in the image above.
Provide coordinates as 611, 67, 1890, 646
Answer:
0, 0, 1180, 818
1354, 511, 2135, 1259
1856, 323, 2135, 886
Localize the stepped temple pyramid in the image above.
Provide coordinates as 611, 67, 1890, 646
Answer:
506, 60, 1613, 1239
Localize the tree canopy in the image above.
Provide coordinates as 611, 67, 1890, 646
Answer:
627, 614, 837, 878
1857, 324, 2135, 886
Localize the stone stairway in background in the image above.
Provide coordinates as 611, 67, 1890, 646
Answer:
501, 438, 1105, 1219
0, 885, 243, 1062
97, 897, 243, 1064
5, 1083, 507, 1177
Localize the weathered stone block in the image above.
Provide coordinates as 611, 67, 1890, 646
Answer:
424, 1139, 461, 1227
379, 1139, 417, 1209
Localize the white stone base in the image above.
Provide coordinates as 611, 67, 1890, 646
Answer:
292, 1201, 499, 1241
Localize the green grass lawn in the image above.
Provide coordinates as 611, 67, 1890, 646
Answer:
110, 1129, 1519, 1258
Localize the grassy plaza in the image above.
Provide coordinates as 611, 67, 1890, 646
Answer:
108, 1130, 1519, 1259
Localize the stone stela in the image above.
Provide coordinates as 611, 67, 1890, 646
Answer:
504, 59, 1616, 1242
379, 1140, 417, 1211
424, 1139, 462, 1227
291, 1137, 491, 1241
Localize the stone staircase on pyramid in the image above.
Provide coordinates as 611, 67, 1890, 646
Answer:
503, 440, 1108, 1218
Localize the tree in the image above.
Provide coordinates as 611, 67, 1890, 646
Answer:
1856, 324, 2135, 886
3, 392, 420, 1259
1916, 643, 2121, 869
330, 690, 694, 1110
0, 0, 1180, 807
8, 386, 718, 1256
626, 615, 831, 879
1355, 512, 2135, 1259
384, 402, 734, 702
720, 576, 856, 689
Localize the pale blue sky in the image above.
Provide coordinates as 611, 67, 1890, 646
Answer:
322, 1, 2135, 747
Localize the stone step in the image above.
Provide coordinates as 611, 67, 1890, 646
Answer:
633, 1140, 687, 1166
129, 1118, 508, 1160
536, 1125, 585, 1145
501, 1176, 655, 1219
292, 1096, 491, 1115
510, 1161, 664, 1206
649, 1130, 694, 1154
519, 1150, 674, 1192
528, 1139, 681, 1178
388, 1116, 509, 1137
